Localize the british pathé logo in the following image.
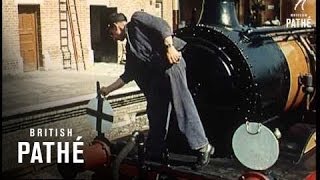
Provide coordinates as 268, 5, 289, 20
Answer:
286, 0, 312, 28
18, 128, 84, 164
294, 0, 307, 11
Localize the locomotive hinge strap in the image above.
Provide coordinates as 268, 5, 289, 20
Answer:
245, 121, 262, 135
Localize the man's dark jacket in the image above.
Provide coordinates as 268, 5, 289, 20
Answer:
120, 11, 187, 84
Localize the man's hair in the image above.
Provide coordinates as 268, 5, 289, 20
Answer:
107, 12, 127, 25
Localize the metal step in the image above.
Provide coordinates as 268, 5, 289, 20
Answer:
62, 51, 71, 55
62, 53, 71, 57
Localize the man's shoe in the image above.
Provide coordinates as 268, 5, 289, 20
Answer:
193, 143, 214, 170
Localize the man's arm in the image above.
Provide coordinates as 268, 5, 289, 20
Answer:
100, 78, 126, 96
131, 11, 172, 39
100, 51, 137, 96
132, 11, 181, 64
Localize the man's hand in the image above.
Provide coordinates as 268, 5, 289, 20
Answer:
164, 36, 181, 64
166, 46, 182, 64
99, 78, 126, 97
100, 86, 111, 96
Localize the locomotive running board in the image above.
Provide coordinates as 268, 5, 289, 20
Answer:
117, 157, 229, 180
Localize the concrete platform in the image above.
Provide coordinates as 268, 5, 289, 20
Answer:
2, 62, 139, 118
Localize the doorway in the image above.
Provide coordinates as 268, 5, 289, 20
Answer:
90, 6, 117, 63
18, 5, 41, 72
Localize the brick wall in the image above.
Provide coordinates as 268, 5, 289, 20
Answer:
2, 1, 24, 75
2, 0, 173, 74
40, 0, 64, 70
108, 0, 173, 30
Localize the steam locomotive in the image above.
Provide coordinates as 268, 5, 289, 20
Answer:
58, 0, 316, 179
170, 0, 316, 157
